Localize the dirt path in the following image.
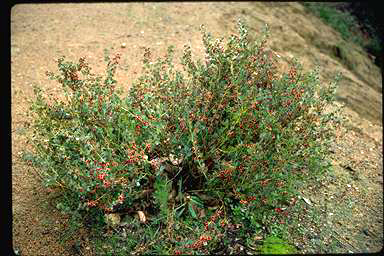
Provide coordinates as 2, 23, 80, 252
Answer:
11, 3, 382, 254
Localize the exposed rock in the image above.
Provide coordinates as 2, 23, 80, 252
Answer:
104, 213, 121, 227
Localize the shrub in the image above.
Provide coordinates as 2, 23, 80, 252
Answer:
27, 20, 340, 253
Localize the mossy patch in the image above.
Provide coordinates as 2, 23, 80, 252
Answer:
259, 236, 297, 254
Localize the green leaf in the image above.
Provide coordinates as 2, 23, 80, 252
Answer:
190, 195, 204, 208
158, 165, 165, 177
188, 203, 197, 218
176, 205, 185, 218
178, 178, 183, 203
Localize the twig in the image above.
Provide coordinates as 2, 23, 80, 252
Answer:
131, 233, 166, 255
332, 230, 359, 252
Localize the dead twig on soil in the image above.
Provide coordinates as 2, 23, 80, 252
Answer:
131, 233, 166, 255
332, 230, 359, 252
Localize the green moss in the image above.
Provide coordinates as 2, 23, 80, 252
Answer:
260, 236, 297, 254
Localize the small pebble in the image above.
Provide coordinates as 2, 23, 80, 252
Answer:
121, 43, 126, 48
363, 229, 370, 236
347, 184, 351, 188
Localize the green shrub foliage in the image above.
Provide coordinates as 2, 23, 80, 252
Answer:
29, 20, 339, 253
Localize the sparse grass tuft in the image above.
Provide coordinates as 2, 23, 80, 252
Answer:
302, 2, 382, 67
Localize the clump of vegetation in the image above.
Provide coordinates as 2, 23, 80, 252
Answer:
259, 236, 297, 254
302, 2, 382, 67
26, 20, 340, 254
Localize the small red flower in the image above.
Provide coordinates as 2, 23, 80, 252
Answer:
97, 172, 107, 181
87, 200, 97, 207
240, 199, 248, 204
204, 221, 209, 231
118, 193, 125, 203
103, 180, 111, 188
275, 207, 282, 213
173, 250, 183, 255
218, 169, 232, 182
199, 235, 212, 241
227, 131, 235, 138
